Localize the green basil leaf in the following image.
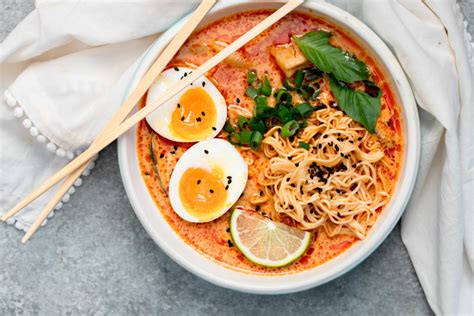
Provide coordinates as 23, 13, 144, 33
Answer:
294, 31, 369, 83
329, 75, 381, 133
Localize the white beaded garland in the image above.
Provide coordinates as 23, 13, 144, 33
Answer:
22, 119, 32, 129
13, 107, 24, 118
46, 142, 57, 153
29, 126, 39, 137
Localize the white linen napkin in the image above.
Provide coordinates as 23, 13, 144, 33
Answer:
0, 0, 472, 314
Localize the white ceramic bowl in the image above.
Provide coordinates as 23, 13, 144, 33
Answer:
118, 1, 420, 294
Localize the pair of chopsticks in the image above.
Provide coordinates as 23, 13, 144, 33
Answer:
1, 0, 304, 243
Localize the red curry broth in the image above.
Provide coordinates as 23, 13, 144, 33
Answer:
136, 10, 403, 275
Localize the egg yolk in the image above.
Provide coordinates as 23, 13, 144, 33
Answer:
179, 167, 228, 221
170, 87, 217, 140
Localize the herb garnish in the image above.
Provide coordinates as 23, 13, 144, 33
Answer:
293, 31, 369, 83
329, 75, 381, 133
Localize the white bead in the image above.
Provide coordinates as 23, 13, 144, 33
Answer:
55, 202, 63, 210
13, 107, 24, 118
6, 218, 15, 225
74, 178, 83, 187
37, 134, 47, 143
15, 221, 24, 231
4, 90, 17, 107
46, 142, 57, 153
68, 187, 76, 195
29, 127, 39, 137
87, 161, 95, 170
61, 194, 70, 203
48, 210, 55, 218
66, 151, 74, 160
56, 148, 66, 157
82, 169, 91, 176
22, 119, 32, 129
41, 219, 48, 227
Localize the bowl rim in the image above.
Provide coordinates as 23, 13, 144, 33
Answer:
117, 1, 420, 294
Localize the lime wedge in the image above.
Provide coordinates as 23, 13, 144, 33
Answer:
230, 208, 312, 267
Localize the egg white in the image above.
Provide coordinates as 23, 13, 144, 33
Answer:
169, 139, 248, 223
145, 67, 227, 142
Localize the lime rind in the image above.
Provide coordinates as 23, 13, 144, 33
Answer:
230, 209, 312, 268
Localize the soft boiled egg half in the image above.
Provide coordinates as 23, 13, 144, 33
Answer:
169, 139, 248, 223
146, 67, 227, 142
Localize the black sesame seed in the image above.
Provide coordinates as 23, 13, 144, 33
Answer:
227, 176, 232, 179
236, 98, 240, 104
144, 172, 150, 176
227, 240, 234, 247
255, 205, 261, 211
226, 227, 230, 232
210, 189, 214, 193
202, 81, 206, 87
197, 179, 201, 185
323, 148, 327, 153
173, 145, 178, 150
212, 127, 217, 131
323, 134, 328, 139
201, 111, 206, 116
295, 163, 299, 167
260, 191, 264, 196
196, 117, 202, 122
290, 183, 296, 188
318, 144, 322, 149
335, 145, 339, 151
289, 205, 294, 210
358, 137, 363, 141
337, 212, 342, 217
159, 153, 165, 159
177, 103, 181, 108
288, 156, 293, 161
184, 72, 187, 77
227, 179, 232, 184
174, 67, 179, 71
204, 150, 209, 154
340, 153, 344, 157
170, 151, 176, 154
181, 116, 185, 121
225, 185, 229, 190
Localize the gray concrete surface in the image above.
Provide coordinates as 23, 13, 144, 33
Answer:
1, 0, 472, 315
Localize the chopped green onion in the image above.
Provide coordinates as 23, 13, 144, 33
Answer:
299, 141, 310, 150
223, 120, 235, 133
299, 120, 308, 129
282, 78, 296, 91
275, 104, 294, 123
274, 89, 292, 105
240, 130, 253, 145
250, 131, 263, 150
238, 116, 249, 129
228, 132, 240, 145
304, 68, 323, 81
245, 86, 259, 99
299, 84, 315, 100
249, 118, 267, 134
260, 76, 272, 97
294, 103, 314, 118
294, 70, 305, 89
247, 70, 258, 85
254, 96, 269, 117
281, 120, 299, 138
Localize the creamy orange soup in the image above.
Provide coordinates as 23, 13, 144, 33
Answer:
136, 10, 403, 275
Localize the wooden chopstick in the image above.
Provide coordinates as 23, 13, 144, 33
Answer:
20, 0, 217, 243
1, 0, 303, 224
